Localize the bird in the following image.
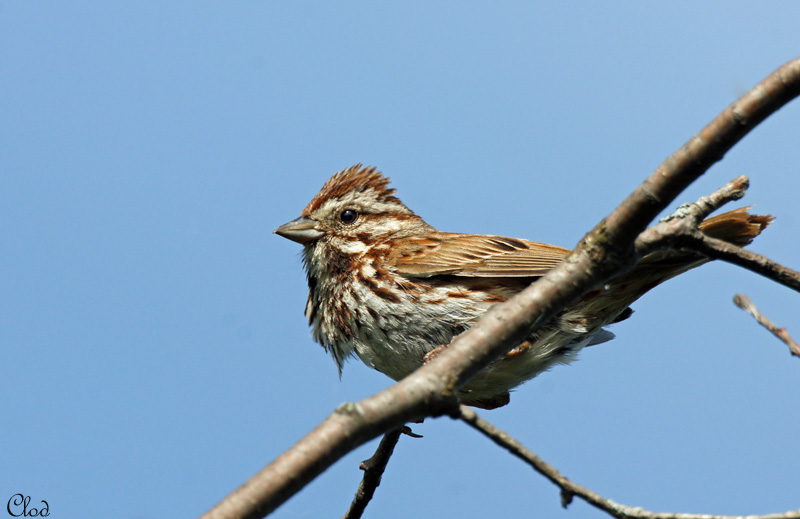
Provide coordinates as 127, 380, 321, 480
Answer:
275, 164, 773, 409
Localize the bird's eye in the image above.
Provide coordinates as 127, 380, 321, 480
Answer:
339, 209, 359, 224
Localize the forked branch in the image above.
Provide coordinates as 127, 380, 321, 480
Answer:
634, 175, 800, 294
198, 57, 800, 519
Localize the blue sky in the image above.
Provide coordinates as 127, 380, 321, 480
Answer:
2, 3, 800, 518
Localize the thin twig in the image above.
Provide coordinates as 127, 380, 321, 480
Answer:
734, 294, 800, 358
685, 233, 800, 294
342, 428, 404, 519
690, 175, 751, 218
459, 406, 800, 519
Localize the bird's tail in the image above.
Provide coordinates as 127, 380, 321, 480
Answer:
696, 206, 774, 246
567, 207, 774, 331
634, 206, 773, 273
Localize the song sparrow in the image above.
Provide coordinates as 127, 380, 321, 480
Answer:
275, 165, 772, 409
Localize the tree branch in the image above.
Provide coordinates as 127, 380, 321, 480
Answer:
634, 174, 750, 255
682, 233, 800, 293
198, 57, 800, 519
341, 428, 405, 519
459, 406, 800, 519
633, 175, 800, 294
734, 294, 800, 358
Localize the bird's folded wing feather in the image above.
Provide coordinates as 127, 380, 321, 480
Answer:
391, 233, 570, 278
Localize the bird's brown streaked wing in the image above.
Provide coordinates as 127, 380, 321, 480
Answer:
391, 233, 570, 278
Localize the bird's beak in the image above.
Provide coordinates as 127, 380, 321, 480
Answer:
274, 215, 324, 244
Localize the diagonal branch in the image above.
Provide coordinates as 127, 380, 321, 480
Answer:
734, 294, 800, 358
459, 406, 800, 519
682, 233, 800, 293
429, 54, 800, 413
198, 57, 800, 519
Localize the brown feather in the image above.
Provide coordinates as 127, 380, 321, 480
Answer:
302, 164, 403, 215
697, 206, 774, 246
391, 232, 570, 278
